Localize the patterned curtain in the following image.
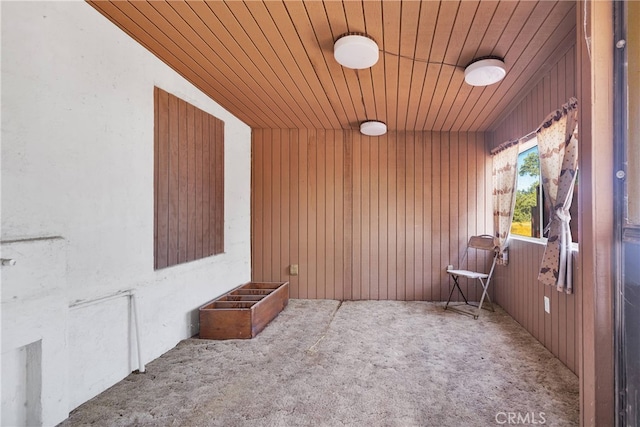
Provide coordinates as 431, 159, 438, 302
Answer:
492, 141, 520, 265
537, 98, 579, 293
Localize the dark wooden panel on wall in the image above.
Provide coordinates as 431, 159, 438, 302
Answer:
154, 87, 224, 269
251, 130, 493, 301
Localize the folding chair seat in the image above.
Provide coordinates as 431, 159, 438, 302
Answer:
444, 234, 498, 319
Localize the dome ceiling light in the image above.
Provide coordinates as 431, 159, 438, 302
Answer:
360, 120, 387, 136
334, 33, 379, 69
464, 57, 507, 86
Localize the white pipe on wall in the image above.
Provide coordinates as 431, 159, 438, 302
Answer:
69, 290, 145, 373
130, 293, 145, 373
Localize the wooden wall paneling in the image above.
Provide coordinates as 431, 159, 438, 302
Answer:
195, 105, 204, 260
544, 278, 552, 352
405, 132, 416, 300
251, 130, 492, 305
488, 45, 579, 374
281, 129, 292, 286
201, 109, 210, 257
315, 129, 334, 298
367, 135, 380, 300
269, 128, 277, 279
178, 99, 188, 264
361, 134, 372, 300
458, 133, 469, 300
430, 132, 441, 300
558, 282, 568, 362
308, 130, 319, 298
154, 88, 159, 268
566, 45, 575, 101
215, 115, 224, 255
396, 131, 407, 301
474, 132, 486, 301
155, 88, 168, 269
538, 249, 545, 346
352, 133, 362, 300
168, 92, 180, 267
289, 129, 300, 298
272, 129, 283, 280
256, 128, 269, 278
208, 114, 215, 255
155, 87, 224, 269
530, 245, 538, 342
449, 133, 460, 302
413, 133, 424, 300
440, 133, 451, 301
188, 106, 197, 261
463, 132, 476, 301
298, 129, 310, 299
375, 133, 386, 300
524, 242, 532, 336
383, 132, 395, 301
250, 130, 262, 282
331, 130, 343, 300
566, 254, 576, 372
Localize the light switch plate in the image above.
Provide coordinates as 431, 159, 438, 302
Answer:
544, 296, 550, 314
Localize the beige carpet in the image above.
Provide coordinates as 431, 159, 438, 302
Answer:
61, 300, 579, 426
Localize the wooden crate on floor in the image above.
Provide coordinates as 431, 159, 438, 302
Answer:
198, 281, 289, 339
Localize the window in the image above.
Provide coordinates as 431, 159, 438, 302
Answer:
154, 87, 224, 269
510, 137, 578, 242
511, 138, 542, 238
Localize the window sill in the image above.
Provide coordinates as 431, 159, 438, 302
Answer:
509, 234, 579, 252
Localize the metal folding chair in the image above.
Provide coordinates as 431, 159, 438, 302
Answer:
444, 234, 498, 319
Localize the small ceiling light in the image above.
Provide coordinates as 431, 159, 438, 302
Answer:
464, 57, 506, 86
360, 120, 387, 136
334, 33, 379, 69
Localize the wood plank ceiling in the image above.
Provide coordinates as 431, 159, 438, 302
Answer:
89, 0, 576, 132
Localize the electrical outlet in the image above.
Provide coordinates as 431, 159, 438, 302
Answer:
289, 264, 299, 276
544, 296, 550, 314
446, 265, 453, 271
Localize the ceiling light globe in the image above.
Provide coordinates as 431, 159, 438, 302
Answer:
464, 58, 506, 86
334, 34, 379, 69
360, 121, 387, 136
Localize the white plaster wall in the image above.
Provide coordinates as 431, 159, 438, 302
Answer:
1, 1, 252, 424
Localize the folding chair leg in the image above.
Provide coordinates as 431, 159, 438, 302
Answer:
476, 278, 495, 314
444, 275, 468, 310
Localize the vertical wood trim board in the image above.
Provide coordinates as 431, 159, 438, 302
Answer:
251, 130, 493, 302
154, 87, 224, 269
